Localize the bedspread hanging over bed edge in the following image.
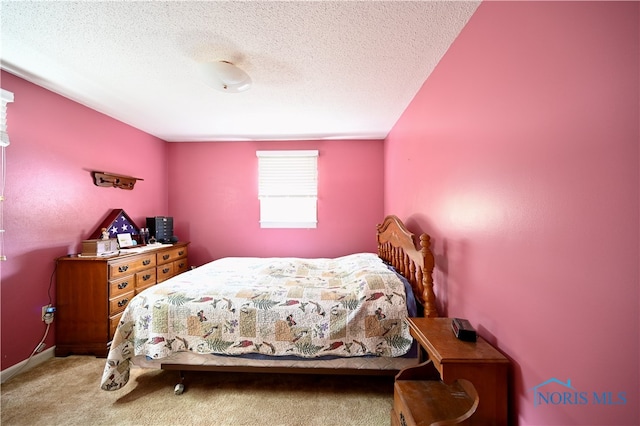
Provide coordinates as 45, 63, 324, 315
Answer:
101, 253, 414, 391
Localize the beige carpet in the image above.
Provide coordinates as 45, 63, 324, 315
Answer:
1, 356, 395, 425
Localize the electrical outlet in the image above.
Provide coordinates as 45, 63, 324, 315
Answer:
42, 305, 56, 324
41, 305, 50, 321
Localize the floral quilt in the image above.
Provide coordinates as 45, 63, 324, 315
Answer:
101, 253, 413, 391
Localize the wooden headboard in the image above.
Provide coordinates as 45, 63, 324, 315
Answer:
376, 215, 437, 318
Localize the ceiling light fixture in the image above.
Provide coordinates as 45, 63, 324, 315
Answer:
200, 61, 252, 93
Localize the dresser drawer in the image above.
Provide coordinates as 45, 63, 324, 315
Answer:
136, 282, 156, 295
173, 258, 189, 275
157, 263, 174, 282
109, 254, 156, 279
109, 312, 123, 340
109, 291, 134, 316
157, 246, 187, 265
135, 268, 156, 289
393, 383, 419, 426
109, 276, 135, 298
136, 267, 157, 294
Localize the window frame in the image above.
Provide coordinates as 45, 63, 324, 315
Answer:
256, 150, 319, 229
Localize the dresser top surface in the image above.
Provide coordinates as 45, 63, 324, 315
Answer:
57, 241, 189, 262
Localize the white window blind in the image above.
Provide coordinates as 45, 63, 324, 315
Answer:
257, 150, 318, 228
0, 89, 13, 261
1, 89, 14, 148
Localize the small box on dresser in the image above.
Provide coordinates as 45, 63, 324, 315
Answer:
55, 242, 189, 357
146, 216, 174, 243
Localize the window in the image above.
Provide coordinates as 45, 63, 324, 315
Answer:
257, 150, 318, 228
1, 89, 14, 261
1, 89, 13, 148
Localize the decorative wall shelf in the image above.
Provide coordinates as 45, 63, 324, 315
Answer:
91, 171, 143, 190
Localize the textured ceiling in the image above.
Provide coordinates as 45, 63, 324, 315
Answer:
0, 1, 480, 142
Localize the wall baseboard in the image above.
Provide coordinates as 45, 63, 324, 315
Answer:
1, 346, 56, 383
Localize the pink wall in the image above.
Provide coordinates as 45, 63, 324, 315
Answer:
0, 71, 169, 369
167, 140, 384, 266
385, 2, 638, 425
0, 70, 384, 370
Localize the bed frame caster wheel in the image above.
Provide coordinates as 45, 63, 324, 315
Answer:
174, 383, 184, 395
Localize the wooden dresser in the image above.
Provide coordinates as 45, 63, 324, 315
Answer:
55, 242, 189, 357
392, 317, 509, 426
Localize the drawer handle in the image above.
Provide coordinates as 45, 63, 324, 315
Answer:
163, 254, 170, 260
117, 282, 129, 290
399, 413, 407, 426
178, 262, 185, 268
178, 250, 185, 256
142, 274, 151, 281
118, 265, 129, 273
162, 267, 170, 274
142, 259, 151, 266
118, 298, 129, 307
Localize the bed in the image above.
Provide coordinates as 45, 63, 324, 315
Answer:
100, 215, 437, 393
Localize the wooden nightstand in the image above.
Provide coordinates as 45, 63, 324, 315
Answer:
391, 317, 509, 425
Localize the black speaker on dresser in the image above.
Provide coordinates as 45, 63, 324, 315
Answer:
146, 216, 174, 243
